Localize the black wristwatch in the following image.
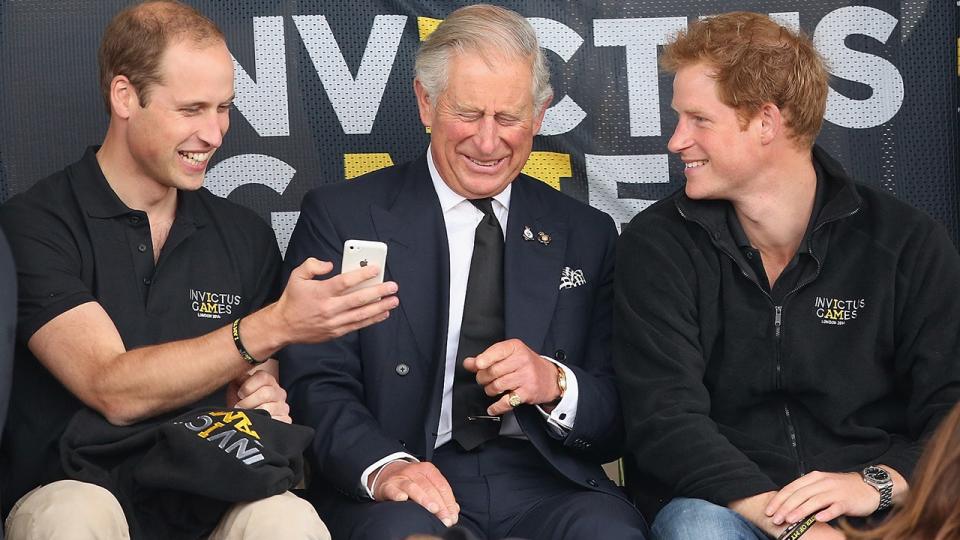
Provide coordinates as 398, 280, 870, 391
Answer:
860, 466, 893, 512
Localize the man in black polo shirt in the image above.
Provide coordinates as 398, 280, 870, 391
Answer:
0, 2, 397, 538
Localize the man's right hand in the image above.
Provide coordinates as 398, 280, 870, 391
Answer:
729, 492, 844, 539
371, 461, 460, 528
270, 257, 400, 346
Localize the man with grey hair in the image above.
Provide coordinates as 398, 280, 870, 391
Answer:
281, 4, 647, 539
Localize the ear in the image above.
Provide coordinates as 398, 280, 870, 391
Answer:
109, 75, 138, 120
531, 94, 552, 134
413, 79, 434, 129
758, 102, 782, 145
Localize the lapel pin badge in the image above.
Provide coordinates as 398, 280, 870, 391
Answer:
537, 231, 551, 245
522, 226, 534, 241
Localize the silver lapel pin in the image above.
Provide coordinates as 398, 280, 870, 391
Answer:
522, 226, 534, 241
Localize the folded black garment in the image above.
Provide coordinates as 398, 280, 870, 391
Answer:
60, 407, 314, 540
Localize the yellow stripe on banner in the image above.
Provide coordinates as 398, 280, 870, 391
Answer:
521, 152, 572, 191
417, 17, 442, 41
344, 153, 394, 180
417, 18, 443, 134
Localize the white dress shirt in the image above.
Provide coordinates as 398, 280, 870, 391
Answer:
360, 148, 580, 497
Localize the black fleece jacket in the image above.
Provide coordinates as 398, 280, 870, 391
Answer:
614, 147, 960, 515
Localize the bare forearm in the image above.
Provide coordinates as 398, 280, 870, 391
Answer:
31, 260, 398, 426
58, 302, 294, 425
91, 323, 262, 424
94, 298, 320, 423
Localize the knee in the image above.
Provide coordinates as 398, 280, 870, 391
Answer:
652, 498, 754, 540
558, 499, 648, 539
351, 501, 445, 540
5, 480, 128, 540
212, 491, 329, 540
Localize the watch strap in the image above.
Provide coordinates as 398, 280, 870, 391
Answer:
861, 466, 893, 512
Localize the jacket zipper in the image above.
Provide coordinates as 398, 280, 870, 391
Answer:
769, 208, 859, 474
676, 204, 861, 477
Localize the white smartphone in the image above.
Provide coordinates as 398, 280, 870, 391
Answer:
341, 239, 388, 293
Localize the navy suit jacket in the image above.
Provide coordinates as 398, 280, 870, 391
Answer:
280, 156, 626, 501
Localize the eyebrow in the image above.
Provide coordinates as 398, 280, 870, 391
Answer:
177, 94, 236, 108
450, 100, 528, 118
672, 104, 707, 117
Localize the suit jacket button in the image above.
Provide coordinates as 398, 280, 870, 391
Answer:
587, 478, 599, 487
395, 363, 410, 376
554, 349, 566, 362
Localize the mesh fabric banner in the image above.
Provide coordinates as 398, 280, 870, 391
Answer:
1, 1, 957, 251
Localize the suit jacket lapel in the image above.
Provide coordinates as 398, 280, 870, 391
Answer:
371, 158, 450, 373
503, 177, 567, 354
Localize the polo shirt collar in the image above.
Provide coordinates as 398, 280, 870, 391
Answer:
73, 145, 206, 227
727, 159, 828, 255
73, 146, 132, 219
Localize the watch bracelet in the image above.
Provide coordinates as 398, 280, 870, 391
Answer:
877, 485, 893, 511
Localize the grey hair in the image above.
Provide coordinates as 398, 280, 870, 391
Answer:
414, 4, 553, 113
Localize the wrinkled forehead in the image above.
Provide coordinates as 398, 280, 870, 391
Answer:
441, 52, 536, 112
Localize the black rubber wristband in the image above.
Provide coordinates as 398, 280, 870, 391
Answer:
232, 317, 266, 365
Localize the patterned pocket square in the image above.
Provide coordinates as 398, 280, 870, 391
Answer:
559, 267, 586, 290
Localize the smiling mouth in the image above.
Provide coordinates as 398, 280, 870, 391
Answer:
467, 157, 505, 168
179, 151, 211, 166
685, 160, 708, 169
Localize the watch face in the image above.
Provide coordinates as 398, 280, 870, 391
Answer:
864, 466, 890, 483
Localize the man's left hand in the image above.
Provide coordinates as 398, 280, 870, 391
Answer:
463, 339, 561, 416
765, 471, 879, 525
226, 364, 292, 424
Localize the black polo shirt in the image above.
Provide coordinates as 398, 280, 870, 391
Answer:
727, 162, 828, 304
0, 147, 282, 515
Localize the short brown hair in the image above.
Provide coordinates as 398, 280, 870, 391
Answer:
661, 12, 828, 148
98, 0, 225, 113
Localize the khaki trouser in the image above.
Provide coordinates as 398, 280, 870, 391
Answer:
5, 480, 330, 540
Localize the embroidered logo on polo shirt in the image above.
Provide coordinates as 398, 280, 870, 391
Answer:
176, 410, 265, 465
189, 289, 241, 319
813, 296, 866, 326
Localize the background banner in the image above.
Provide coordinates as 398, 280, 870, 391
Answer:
1, 1, 957, 252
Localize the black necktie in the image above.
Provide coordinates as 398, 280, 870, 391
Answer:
452, 198, 505, 450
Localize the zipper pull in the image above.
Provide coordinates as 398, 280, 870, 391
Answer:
774, 306, 783, 337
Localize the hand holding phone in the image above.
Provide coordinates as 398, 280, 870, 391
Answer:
341, 240, 388, 294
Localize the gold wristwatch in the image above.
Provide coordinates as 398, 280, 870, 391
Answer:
556, 365, 567, 398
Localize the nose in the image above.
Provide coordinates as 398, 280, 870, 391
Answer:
474, 115, 499, 155
667, 118, 690, 154
198, 109, 228, 148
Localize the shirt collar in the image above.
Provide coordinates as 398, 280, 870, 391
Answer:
74, 146, 135, 219
727, 161, 827, 255
426, 144, 511, 215
75, 145, 206, 227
